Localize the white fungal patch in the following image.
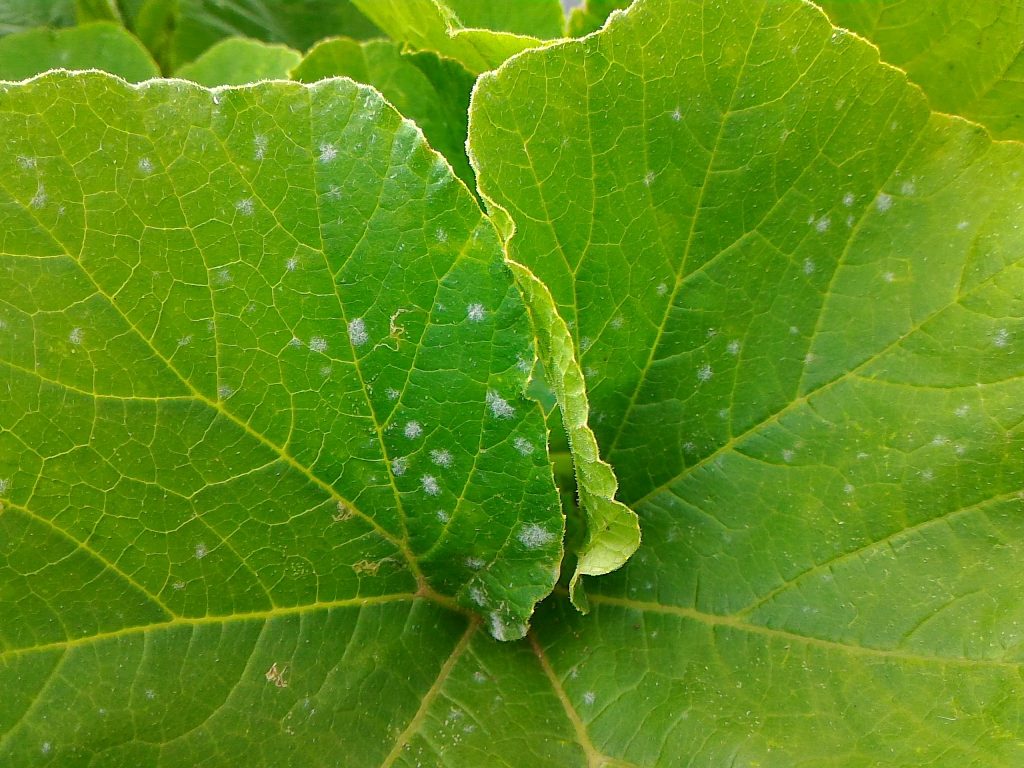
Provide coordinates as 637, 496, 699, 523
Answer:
517, 523, 554, 549
215, 268, 232, 284
610, 315, 624, 330
235, 198, 254, 215
430, 449, 453, 467
697, 363, 713, 382
253, 135, 268, 160
671, 107, 682, 121
145, 689, 156, 700
900, 180, 916, 195
582, 691, 596, 706
0, 478, 8, 494
41, 742, 52, 755
843, 483, 854, 495
957, 220, 969, 230
643, 171, 656, 187
138, 157, 154, 174
404, 421, 423, 439
726, 340, 741, 356
347, 317, 369, 346
782, 449, 795, 463
30, 183, 46, 209
318, 143, 338, 162
421, 475, 441, 496
469, 586, 487, 606
435, 227, 448, 243
436, 509, 450, 523
309, 336, 327, 353
803, 258, 815, 274
932, 435, 949, 446
487, 612, 523, 642
194, 543, 208, 560
814, 216, 830, 233
993, 328, 1010, 348
486, 390, 515, 419
842, 192, 855, 207
391, 457, 407, 476
285, 257, 298, 272
875, 193, 893, 213
288, 336, 302, 348
473, 671, 488, 684
656, 282, 668, 296
177, 335, 192, 347
385, 387, 400, 400
68, 327, 83, 345
954, 404, 970, 418
513, 436, 534, 456
882, 271, 895, 283
789, 326, 800, 335
919, 468, 935, 482
466, 557, 485, 570
466, 303, 486, 322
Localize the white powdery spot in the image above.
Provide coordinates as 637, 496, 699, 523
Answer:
309, 336, 327, 353
430, 449, 453, 467
194, 543, 208, 560
145, 689, 156, 700
487, 612, 523, 642
697, 364, 713, 382
671, 107, 682, 122
469, 586, 487, 606
138, 157, 154, 174
875, 193, 893, 213
882, 271, 895, 283
68, 327, 84, 345
391, 457, 407, 477
436, 509, 450, 523
30, 183, 46, 209
993, 328, 1010, 348
473, 671, 488, 684
385, 387, 400, 401
954, 404, 970, 418
782, 449, 795, 463
900, 180, 916, 195
920, 468, 935, 482
814, 216, 830, 233
656, 282, 668, 296
932, 435, 949, 446
41, 742, 52, 755
726, 340, 741, 356
253, 135, 268, 160
513, 436, 534, 456
842, 191, 855, 207
178, 335, 192, 347
348, 317, 369, 347
404, 421, 423, 439
318, 143, 338, 163
582, 691, 596, 706
0, 478, 8, 494
466, 303, 486, 322
486, 390, 515, 419
517, 523, 555, 549
843, 483, 854, 495
285, 257, 298, 272
288, 336, 302, 348
610, 315, 624, 330
643, 171, 656, 187
803, 258, 816, 275
421, 475, 441, 496
789, 326, 800, 335
436, 227, 448, 243
235, 198, 254, 216
957, 220, 969, 230
466, 557, 485, 570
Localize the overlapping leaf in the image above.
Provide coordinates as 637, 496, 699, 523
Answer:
469, 0, 1024, 762
0, 71, 566, 762
0, 20, 158, 81
175, 37, 300, 86
818, 0, 1024, 140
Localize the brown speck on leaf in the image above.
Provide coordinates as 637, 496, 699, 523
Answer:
265, 663, 288, 688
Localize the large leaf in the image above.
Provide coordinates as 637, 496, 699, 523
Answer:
133, 0, 381, 72
351, 0, 559, 75
817, 0, 1024, 141
292, 37, 476, 189
0, 71, 568, 762
0, 21, 158, 81
175, 37, 301, 86
469, 0, 1024, 762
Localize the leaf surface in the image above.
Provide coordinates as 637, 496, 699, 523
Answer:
0, 0, 75, 36
469, 0, 1024, 762
817, 0, 1024, 140
567, 0, 632, 37
175, 37, 301, 86
0, 69, 569, 762
292, 37, 476, 189
350, 0, 558, 75
0, 21, 158, 81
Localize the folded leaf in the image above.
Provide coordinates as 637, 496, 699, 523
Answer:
292, 37, 476, 189
818, 0, 1024, 141
0, 21, 158, 81
175, 37, 301, 86
469, 0, 1024, 762
351, 0, 558, 75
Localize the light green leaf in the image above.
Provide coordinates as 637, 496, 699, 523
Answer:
443, 0, 565, 39
75, 0, 121, 24
0, 0, 75, 37
292, 37, 476, 189
567, 0, 632, 37
133, 0, 381, 72
508, 261, 639, 612
469, 0, 1024, 762
0, 70, 570, 761
0, 21, 159, 81
175, 37, 301, 86
351, 0, 557, 75
817, 0, 1024, 141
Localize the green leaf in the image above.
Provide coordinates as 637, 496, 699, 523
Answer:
469, 0, 1024, 761
567, 0, 632, 37
508, 261, 639, 612
133, 0, 381, 72
443, 0, 566, 39
75, 0, 122, 24
292, 37, 476, 189
0, 70, 570, 760
817, 0, 1024, 141
351, 0, 557, 75
0, 0, 75, 37
0, 21, 158, 81
175, 37, 301, 86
